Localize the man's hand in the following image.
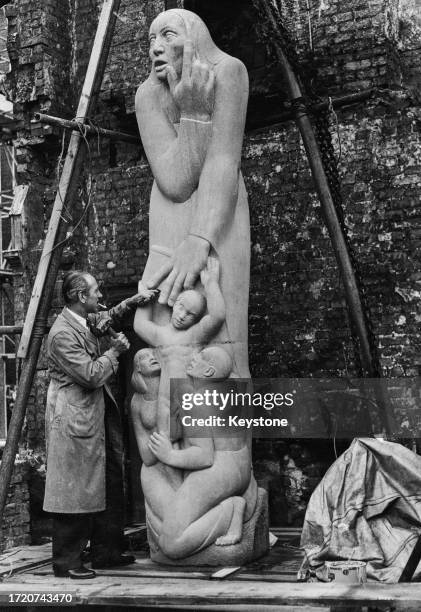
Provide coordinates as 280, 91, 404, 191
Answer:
126, 285, 159, 308
109, 331, 130, 355
148, 431, 173, 464
167, 40, 215, 120
146, 235, 210, 306
87, 314, 113, 337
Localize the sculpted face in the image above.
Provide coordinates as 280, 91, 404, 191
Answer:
136, 349, 161, 376
171, 290, 205, 330
149, 13, 187, 81
186, 351, 210, 379
187, 347, 233, 380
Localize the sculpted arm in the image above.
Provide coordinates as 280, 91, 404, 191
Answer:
135, 78, 213, 203
154, 58, 249, 304
130, 401, 158, 466
133, 299, 161, 347
49, 331, 119, 389
197, 258, 225, 341
148, 432, 214, 469
190, 57, 248, 246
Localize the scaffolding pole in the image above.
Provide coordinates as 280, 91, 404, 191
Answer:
34, 113, 140, 144
255, 0, 395, 435
0, 0, 123, 523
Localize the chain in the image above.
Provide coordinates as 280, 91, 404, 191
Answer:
312, 107, 382, 376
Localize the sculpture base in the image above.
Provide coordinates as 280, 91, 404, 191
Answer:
148, 487, 269, 566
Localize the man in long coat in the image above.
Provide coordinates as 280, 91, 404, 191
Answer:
43, 270, 156, 578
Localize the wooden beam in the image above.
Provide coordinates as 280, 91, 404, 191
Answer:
3, 577, 421, 609
0, 270, 21, 279
34, 112, 141, 145
17, 0, 121, 359
0, 325, 23, 335
251, 6, 368, 369
0, 0, 122, 527
399, 534, 421, 582
253, 0, 396, 435
37, 91, 374, 139
247, 89, 375, 132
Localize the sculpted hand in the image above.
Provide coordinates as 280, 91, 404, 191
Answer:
109, 331, 130, 354
157, 234, 210, 306
148, 431, 173, 463
167, 40, 215, 120
200, 256, 220, 287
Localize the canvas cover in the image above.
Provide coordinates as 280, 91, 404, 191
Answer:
301, 438, 421, 582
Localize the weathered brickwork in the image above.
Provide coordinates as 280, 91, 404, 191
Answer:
6, 0, 72, 116
298, 0, 392, 93
2, 0, 421, 527
0, 461, 30, 552
246, 97, 421, 380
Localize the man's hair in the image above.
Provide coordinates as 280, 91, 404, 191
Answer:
62, 270, 89, 305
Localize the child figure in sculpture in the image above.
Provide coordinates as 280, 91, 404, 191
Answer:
134, 257, 226, 436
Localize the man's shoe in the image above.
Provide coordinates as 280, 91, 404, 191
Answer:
53, 565, 96, 579
91, 554, 136, 569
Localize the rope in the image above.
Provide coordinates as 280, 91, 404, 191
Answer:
31, 317, 48, 341
87, 118, 101, 154
38, 117, 95, 262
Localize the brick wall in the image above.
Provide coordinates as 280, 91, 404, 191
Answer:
246, 98, 421, 380
0, 460, 30, 551
3, 0, 421, 526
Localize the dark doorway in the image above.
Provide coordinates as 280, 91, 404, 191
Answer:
183, 0, 291, 128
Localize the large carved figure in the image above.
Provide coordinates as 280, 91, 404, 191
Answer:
130, 349, 183, 543
148, 345, 255, 559
135, 8, 250, 376
133, 8, 268, 564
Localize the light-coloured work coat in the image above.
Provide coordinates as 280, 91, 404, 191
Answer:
43, 308, 119, 513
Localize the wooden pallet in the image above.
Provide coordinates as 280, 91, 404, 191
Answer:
0, 543, 51, 578
6, 527, 421, 609
22, 527, 303, 582
2, 574, 421, 610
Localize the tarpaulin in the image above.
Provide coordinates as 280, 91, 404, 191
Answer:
301, 438, 421, 582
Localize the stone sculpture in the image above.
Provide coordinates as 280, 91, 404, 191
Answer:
133, 8, 268, 564
135, 258, 224, 434
148, 345, 253, 558
130, 349, 183, 542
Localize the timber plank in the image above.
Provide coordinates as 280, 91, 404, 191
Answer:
233, 574, 302, 582
0, 526, 147, 578
71, 580, 421, 609
32, 564, 211, 580
147, 607, 329, 611
0, 544, 51, 577
139, 607, 329, 611
31, 566, 300, 583
4, 575, 421, 609
11, 528, 303, 584
0, 582, 84, 606
17, 0, 122, 359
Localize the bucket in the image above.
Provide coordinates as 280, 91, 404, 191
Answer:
324, 560, 367, 584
